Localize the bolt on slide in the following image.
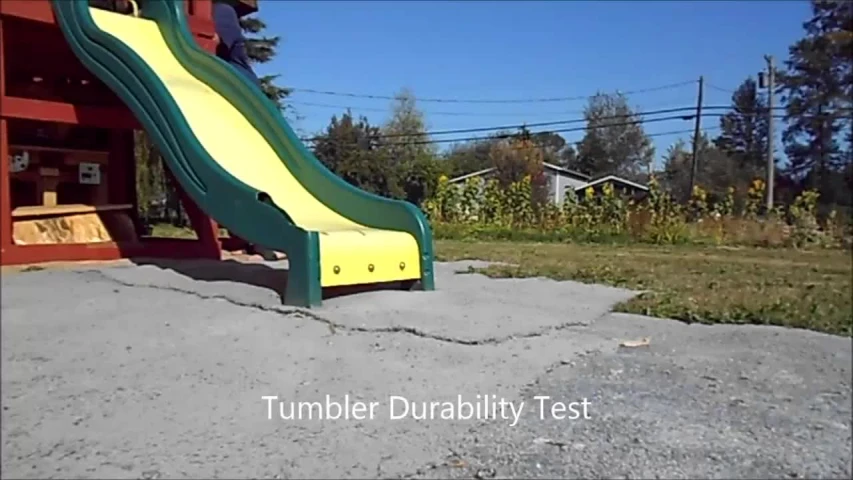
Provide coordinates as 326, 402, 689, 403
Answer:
49, 0, 435, 306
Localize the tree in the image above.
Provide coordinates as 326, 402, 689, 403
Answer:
381, 88, 437, 161
380, 88, 440, 205
442, 135, 506, 178
661, 139, 691, 201
488, 128, 549, 204
240, 15, 292, 113
714, 76, 772, 179
662, 133, 740, 203
777, 0, 852, 206
575, 92, 655, 180
312, 111, 403, 198
531, 131, 578, 168
134, 130, 167, 223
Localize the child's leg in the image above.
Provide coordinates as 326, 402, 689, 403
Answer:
213, 1, 261, 86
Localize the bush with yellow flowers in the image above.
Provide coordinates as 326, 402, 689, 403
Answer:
423, 173, 849, 249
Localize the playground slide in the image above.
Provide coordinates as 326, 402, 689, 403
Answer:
50, 0, 435, 307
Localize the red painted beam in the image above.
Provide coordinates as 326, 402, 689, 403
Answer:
0, 1, 54, 24
1, 0, 216, 38
0, 239, 221, 266
0, 96, 140, 130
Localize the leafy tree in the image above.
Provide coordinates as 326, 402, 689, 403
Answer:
442, 135, 506, 178
312, 111, 403, 198
663, 133, 740, 203
489, 128, 549, 204
777, 0, 852, 206
134, 131, 167, 223
575, 92, 655, 180
714, 77, 772, 179
531, 131, 578, 168
661, 139, 691, 201
381, 88, 437, 160
380, 88, 440, 205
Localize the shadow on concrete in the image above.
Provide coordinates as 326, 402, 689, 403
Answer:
129, 257, 417, 304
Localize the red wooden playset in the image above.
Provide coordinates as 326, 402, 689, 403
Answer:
0, 0, 259, 267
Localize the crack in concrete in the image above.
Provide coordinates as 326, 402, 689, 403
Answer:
76, 270, 592, 347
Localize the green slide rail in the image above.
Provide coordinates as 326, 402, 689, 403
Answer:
49, 0, 435, 307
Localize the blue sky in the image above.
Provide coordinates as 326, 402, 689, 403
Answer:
252, 0, 811, 166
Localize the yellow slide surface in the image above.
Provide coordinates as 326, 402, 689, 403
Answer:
90, 9, 421, 287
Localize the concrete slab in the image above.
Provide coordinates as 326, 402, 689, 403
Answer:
1, 260, 850, 479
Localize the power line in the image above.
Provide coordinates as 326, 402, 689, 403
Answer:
706, 83, 736, 94
287, 80, 698, 104
302, 106, 695, 142
374, 114, 725, 147
290, 98, 701, 118
302, 114, 731, 148
300, 106, 797, 144
290, 100, 590, 118
374, 126, 725, 157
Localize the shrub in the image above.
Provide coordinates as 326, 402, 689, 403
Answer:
422, 174, 845, 249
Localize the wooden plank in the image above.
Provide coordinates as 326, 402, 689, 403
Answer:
0, 238, 221, 266
2, 0, 217, 37
10, 144, 111, 164
12, 203, 134, 218
0, 1, 54, 24
0, 96, 140, 129
12, 170, 78, 184
41, 176, 58, 207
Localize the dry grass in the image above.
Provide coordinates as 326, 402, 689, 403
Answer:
436, 240, 853, 336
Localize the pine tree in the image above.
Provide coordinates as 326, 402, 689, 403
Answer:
240, 15, 292, 112
714, 77, 771, 179
777, 0, 852, 205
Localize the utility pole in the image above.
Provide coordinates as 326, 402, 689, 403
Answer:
762, 55, 775, 211
689, 75, 704, 201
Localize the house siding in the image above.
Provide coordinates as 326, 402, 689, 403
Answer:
541, 170, 590, 204
448, 164, 650, 206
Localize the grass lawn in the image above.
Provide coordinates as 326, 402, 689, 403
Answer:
148, 224, 851, 336
436, 240, 852, 337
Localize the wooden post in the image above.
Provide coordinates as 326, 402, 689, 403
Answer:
193, 0, 213, 20
688, 75, 704, 203
0, 18, 13, 254
0, 119, 12, 254
764, 55, 775, 211
179, 190, 222, 259
39, 167, 60, 206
